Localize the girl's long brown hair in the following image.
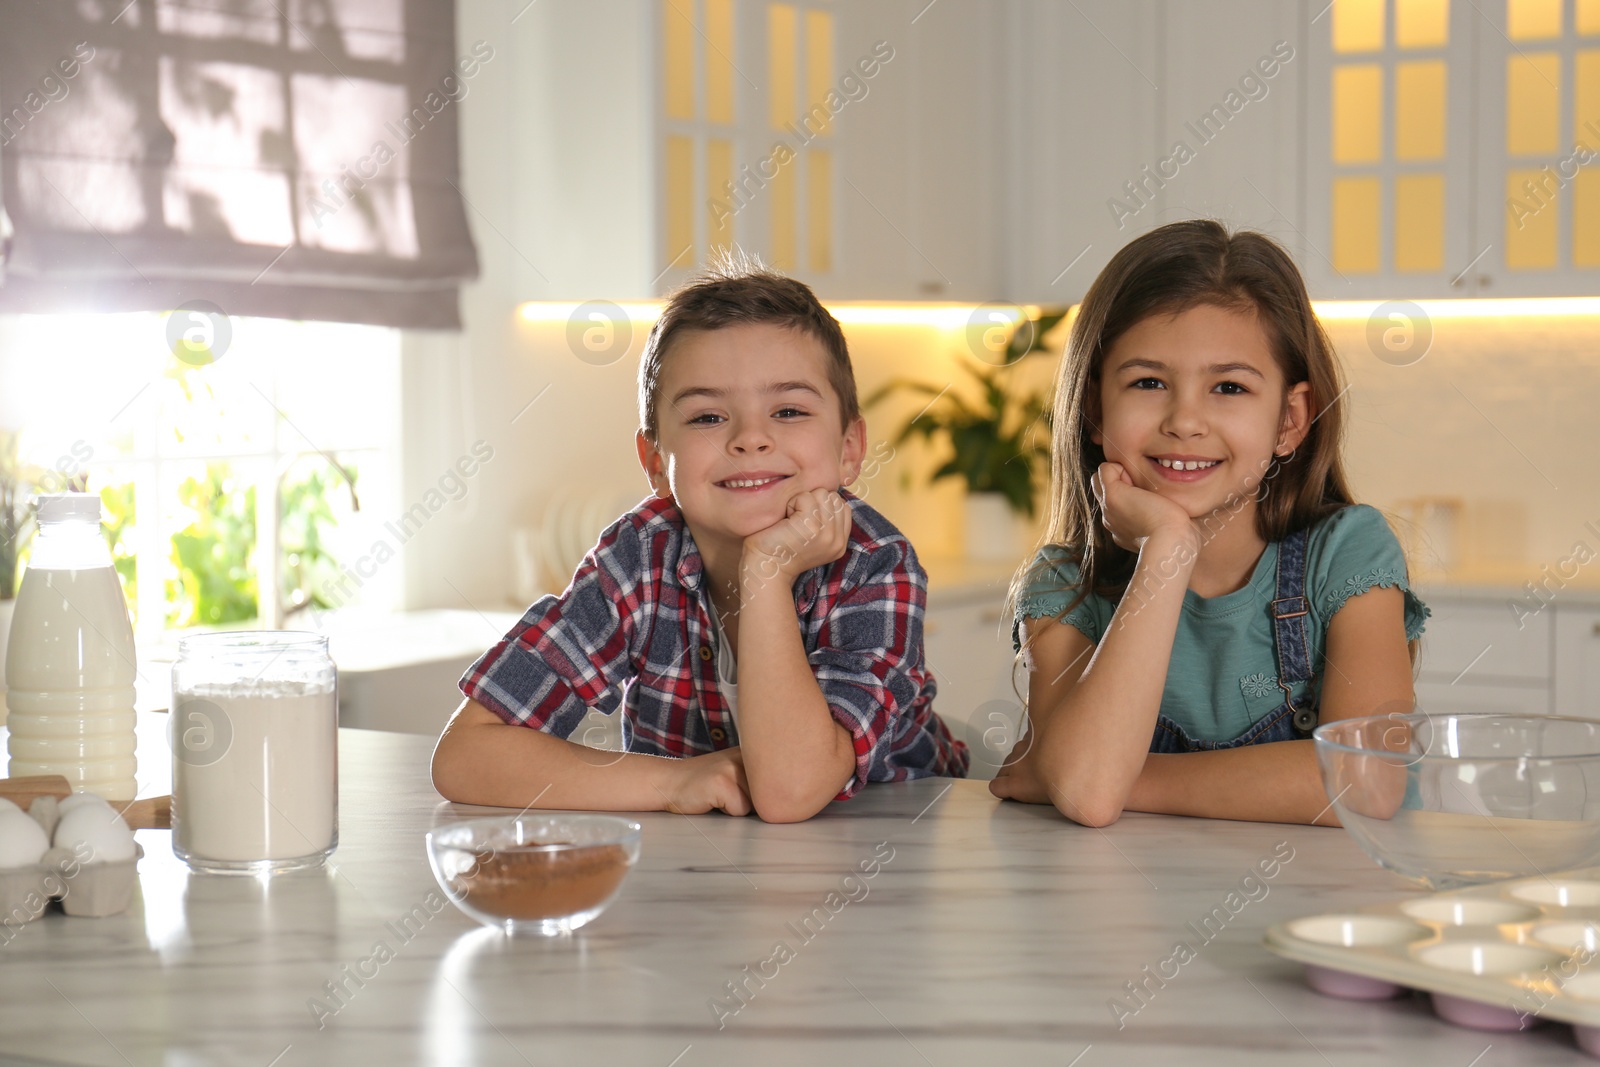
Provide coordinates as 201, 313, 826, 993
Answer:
1014, 220, 1357, 646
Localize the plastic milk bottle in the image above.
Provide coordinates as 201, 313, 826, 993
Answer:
5, 493, 137, 800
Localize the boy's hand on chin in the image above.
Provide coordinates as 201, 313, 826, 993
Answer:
1092, 462, 1199, 554
666, 748, 752, 816
740, 487, 853, 585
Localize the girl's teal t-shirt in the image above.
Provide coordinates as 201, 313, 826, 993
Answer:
1012, 505, 1430, 744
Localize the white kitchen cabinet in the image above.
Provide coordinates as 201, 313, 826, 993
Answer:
1555, 606, 1600, 719
1412, 593, 1553, 715
511, 0, 1008, 301
1005, 0, 1315, 305
822, 1, 1007, 300
924, 587, 1025, 780
1155, 2, 1305, 256
1414, 596, 1554, 683
1468, 1, 1600, 296
1415, 678, 1552, 715
1001, 0, 1163, 304
1302, 0, 1600, 299
1301, 0, 1480, 298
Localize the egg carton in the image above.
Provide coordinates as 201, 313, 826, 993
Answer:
1265, 868, 1600, 1056
0, 797, 140, 923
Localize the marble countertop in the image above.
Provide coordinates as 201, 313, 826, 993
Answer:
3, 721, 1595, 1065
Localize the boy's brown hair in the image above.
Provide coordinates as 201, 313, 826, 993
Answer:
638, 255, 860, 440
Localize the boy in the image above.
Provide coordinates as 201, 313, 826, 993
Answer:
431, 262, 968, 823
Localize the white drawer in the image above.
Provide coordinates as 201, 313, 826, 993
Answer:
1415, 679, 1552, 717
1554, 607, 1600, 720
1416, 598, 1552, 683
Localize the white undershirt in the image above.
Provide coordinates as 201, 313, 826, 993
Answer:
709, 608, 740, 737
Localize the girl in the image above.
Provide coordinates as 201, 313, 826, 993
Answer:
990, 220, 1428, 827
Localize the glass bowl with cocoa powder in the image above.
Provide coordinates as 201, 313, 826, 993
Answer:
426, 814, 642, 936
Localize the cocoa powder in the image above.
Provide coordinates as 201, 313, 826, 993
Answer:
452, 844, 630, 920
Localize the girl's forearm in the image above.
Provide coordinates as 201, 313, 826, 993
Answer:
1125, 742, 1342, 825
1035, 530, 1196, 826
736, 577, 855, 823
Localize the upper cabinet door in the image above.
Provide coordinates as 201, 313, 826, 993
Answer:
653, 0, 1007, 301
1473, 0, 1600, 296
1003, 0, 1162, 305
1155, 2, 1305, 263
1304, 0, 1481, 299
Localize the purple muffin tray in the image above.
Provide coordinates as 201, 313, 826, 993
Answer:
1265, 870, 1600, 1054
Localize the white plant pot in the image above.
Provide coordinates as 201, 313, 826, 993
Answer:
965, 492, 1030, 563
0, 597, 13, 726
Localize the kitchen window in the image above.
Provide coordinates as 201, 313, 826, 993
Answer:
0, 0, 479, 328
0, 311, 399, 646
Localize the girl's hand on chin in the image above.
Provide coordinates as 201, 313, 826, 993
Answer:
1092, 462, 1198, 552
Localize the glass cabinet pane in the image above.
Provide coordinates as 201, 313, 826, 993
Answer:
665, 135, 696, 269
1397, 0, 1450, 47
1505, 169, 1560, 267
1508, 0, 1564, 40
1579, 0, 1600, 34
804, 10, 833, 136
706, 0, 735, 124
1506, 53, 1562, 156
1396, 59, 1448, 159
806, 148, 831, 272
1394, 173, 1446, 270
767, 4, 797, 130
664, 0, 696, 120
1335, 0, 1387, 52
1333, 176, 1383, 273
1334, 64, 1385, 163
706, 138, 733, 254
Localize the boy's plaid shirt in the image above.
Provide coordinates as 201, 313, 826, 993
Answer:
459, 491, 969, 797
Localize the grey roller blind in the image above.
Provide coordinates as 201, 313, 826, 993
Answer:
0, 0, 481, 329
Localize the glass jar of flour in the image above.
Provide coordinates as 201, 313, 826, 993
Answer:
171, 632, 338, 874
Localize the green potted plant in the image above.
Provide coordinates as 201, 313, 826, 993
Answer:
863, 309, 1065, 560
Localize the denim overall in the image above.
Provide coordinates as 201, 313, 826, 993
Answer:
1149, 526, 1319, 753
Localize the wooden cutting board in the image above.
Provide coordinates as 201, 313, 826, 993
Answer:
0, 775, 171, 830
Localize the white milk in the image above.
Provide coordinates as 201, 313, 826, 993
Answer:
5, 565, 138, 801
172, 682, 338, 867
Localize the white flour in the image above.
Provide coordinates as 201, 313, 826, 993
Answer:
171, 685, 337, 865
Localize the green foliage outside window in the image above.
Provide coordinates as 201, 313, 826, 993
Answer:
166, 463, 258, 628
99, 483, 138, 620
281, 461, 358, 618
158, 458, 357, 628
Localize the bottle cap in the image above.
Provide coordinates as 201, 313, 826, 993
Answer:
35, 492, 102, 524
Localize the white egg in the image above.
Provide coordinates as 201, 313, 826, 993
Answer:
0, 797, 20, 815
52, 806, 136, 864
57, 792, 112, 815
0, 810, 50, 868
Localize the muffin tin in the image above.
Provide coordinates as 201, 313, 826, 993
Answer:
0, 797, 141, 923
1265, 868, 1600, 1055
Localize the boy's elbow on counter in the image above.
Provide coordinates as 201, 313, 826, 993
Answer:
430, 739, 468, 803
430, 714, 486, 804
748, 783, 831, 825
